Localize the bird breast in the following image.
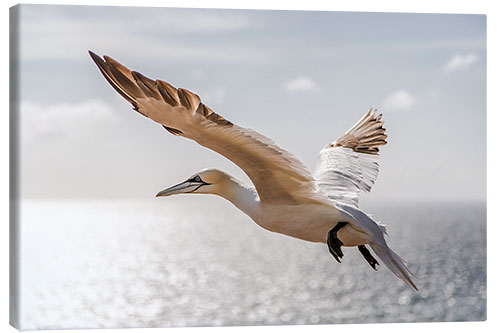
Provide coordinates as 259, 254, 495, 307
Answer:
255, 203, 345, 243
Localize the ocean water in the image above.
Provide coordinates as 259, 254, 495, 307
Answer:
16, 199, 486, 329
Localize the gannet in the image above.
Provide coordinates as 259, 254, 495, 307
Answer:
89, 51, 417, 290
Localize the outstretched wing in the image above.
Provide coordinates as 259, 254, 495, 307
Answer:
89, 51, 326, 205
314, 108, 387, 207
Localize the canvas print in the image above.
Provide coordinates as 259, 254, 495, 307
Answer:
9, 4, 486, 330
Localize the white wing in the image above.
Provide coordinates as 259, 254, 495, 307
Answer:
314, 109, 387, 207
90, 52, 327, 206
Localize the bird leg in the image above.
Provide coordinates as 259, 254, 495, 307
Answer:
327, 222, 348, 263
358, 245, 379, 270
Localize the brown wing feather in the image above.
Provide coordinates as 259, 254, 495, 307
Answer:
331, 108, 387, 155
89, 51, 324, 205
89, 51, 231, 135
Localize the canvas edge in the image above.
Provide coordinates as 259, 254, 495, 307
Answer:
9, 3, 21, 331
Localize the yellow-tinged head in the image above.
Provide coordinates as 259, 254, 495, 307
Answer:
155, 169, 232, 197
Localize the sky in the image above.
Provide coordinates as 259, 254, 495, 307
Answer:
13, 4, 486, 202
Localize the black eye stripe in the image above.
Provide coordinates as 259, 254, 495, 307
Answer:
188, 175, 209, 184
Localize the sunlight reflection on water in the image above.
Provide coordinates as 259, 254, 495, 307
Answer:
18, 199, 486, 329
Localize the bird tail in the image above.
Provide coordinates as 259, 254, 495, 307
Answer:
369, 241, 418, 291
335, 203, 417, 290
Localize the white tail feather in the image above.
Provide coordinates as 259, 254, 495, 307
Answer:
368, 214, 388, 235
369, 242, 418, 291
377, 223, 388, 235
335, 203, 417, 290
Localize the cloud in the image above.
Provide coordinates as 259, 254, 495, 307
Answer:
21, 8, 251, 36
20, 99, 118, 142
335, 38, 485, 54
383, 90, 414, 111
156, 11, 251, 33
18, 7, 265, 64
444, 53, 478, 72
284, 77, 318, 93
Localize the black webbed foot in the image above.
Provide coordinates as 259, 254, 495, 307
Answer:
328, 237, 344, 262
327, 222, 348, 263
358, 245, 379, 270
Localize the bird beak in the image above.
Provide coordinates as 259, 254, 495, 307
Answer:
156, 180, 203, 197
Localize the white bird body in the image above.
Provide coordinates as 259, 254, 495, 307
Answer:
250, 202, 345, 244
180, 169, 370, 245
89, 51, 417, 291
242, 195, 378, 247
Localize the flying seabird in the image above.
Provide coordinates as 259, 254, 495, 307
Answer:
89, 51, 417, 290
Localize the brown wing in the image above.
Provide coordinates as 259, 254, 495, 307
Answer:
330, 108, 387, 155
89, 51, 327, 205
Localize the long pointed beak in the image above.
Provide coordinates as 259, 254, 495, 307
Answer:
156, 181, 202, 197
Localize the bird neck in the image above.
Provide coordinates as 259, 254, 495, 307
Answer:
217, 176, 261, 221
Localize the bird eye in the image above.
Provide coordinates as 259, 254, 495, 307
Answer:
194, 176, 201, 182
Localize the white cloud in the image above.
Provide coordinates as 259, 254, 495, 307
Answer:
19, 9, 264, 64
284, 77, 318, 93
20, 99, 118, 142
444, 53, 478, 72
383, 90, 414, 111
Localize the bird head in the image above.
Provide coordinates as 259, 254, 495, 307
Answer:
156, 169, 231, 197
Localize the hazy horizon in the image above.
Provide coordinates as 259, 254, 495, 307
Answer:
14, 5, 486, 202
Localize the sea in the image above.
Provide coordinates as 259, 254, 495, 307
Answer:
15, 199, 486, 329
